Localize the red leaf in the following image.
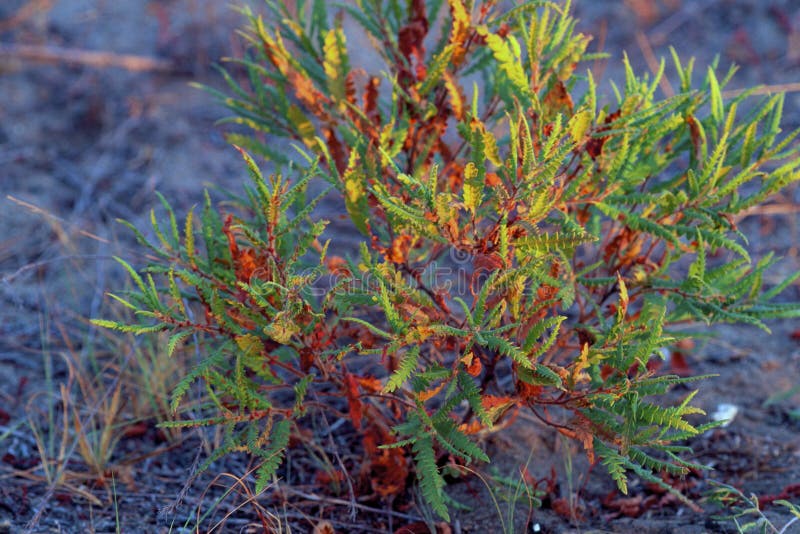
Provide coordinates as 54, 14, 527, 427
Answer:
394, 522, 451, 534
669, 351, 692, 377
122, 422, 148, 439
324, 127, 347, 175
343, 372, 363, 430
398, 0, 429, 61
363, 75, 381, 126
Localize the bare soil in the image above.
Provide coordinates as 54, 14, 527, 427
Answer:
1, 1, 799, 533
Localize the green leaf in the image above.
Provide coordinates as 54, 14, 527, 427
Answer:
413, 435, 449, 521
384, 346, 420, 393
167, 330, 194, 358
706, 68, 724, 124
254, 418, 291, 494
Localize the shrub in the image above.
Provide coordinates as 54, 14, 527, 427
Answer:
94, 0, 800, 520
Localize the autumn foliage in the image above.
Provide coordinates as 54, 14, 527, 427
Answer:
94, 0, 800, 520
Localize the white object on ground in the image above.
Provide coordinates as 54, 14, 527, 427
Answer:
711, 403, 739, 427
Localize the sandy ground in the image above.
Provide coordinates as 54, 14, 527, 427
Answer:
1, 1, 799, 532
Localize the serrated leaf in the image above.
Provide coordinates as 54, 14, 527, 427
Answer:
167, 330, 194, 358
477, 27, 530, 99
568, 109, 592, 143
707, 67, 723, 124
323, 27, 348, 102
384, 346, 420, 393
463, 162, 483, 213
343, 151, 370, 235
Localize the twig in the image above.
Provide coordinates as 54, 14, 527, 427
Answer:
6, 195, 111, 245
157, 434, 205, 521
0, 43, 175, 72
1, 255, 114, 284
279, 486, 425, 523
0, 0, 55, 33
723, 82, 800, 98
732, 202, 800, 222
635, 30, 674, 97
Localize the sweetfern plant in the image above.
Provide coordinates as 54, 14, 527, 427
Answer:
94, 0, 800, 521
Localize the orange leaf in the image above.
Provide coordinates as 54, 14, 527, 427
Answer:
486, 171, 502, 187
325, 255, 351, 276
236, 248, 259, 281
361, 417, 409, 498
443, 71, 465, 120
458, 419, 483, 435
460, 351, 482, 377
481, 394, 516, 422
386, 234, 413, 264
418, 382, 446, 402
343, 373, 363, 430
542, 80, 574, 118
355, 375, 383, 393
448, 0, 471, 67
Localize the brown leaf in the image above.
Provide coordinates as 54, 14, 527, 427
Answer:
395, 522, 451, 534
325, 127, 347, 175
363, 75, 381, 125
398, 0, 428, 62
288, 69, 329, 116
669, 351, 692, 376
542, 80, 574, 119
312, 520, 336, 534
473, 252, 505, 273
363, 431, 409, 497
325, 255, 351, 276
624, 0, 660, 25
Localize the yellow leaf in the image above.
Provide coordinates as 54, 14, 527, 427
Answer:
323, 28, 347, 101
570, 343, 591, 385
343, 151, 369, 235
478, 27, 529, 98
483, 128, 503, 166
264, 311, 299, 344
617, 272, 629, 316
463, 162, 482, 213
568, 109, 592, 143
236, 334, 262, 356
443, 71, 465, 120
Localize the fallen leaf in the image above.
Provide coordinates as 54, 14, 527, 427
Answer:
313, 520, 335, 534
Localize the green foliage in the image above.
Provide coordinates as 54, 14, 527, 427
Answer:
95, 0, 800, 521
